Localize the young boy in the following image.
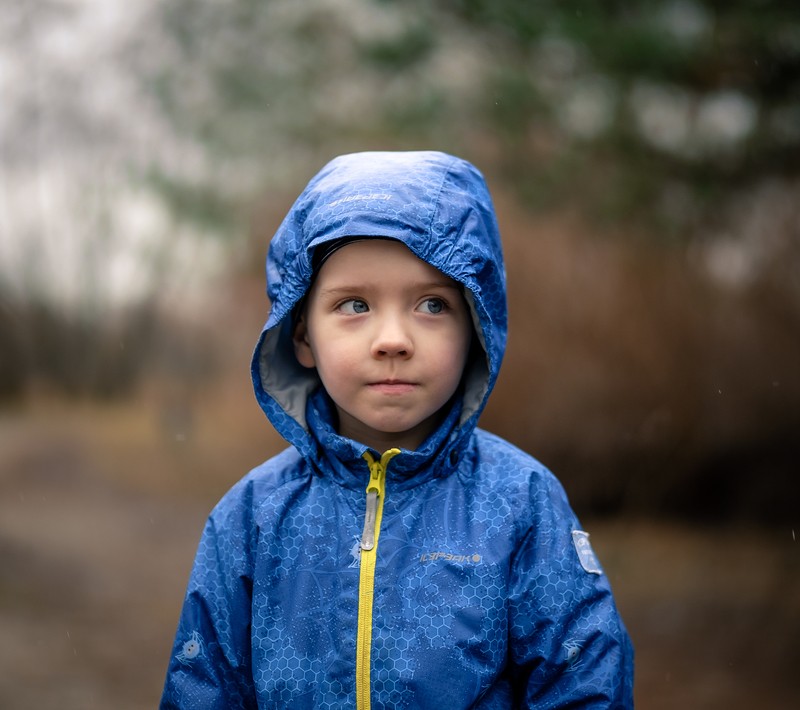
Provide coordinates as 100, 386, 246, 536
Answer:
160, 151, 634, 708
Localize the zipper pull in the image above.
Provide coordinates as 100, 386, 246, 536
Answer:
360, 449, 400, 551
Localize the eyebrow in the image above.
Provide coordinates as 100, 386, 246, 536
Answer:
317, 280, 461, 297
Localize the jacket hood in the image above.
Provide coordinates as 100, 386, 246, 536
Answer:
251, 150, 507, 459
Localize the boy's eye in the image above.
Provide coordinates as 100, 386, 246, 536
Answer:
339, 299, 369, 314
418, 298, 445, 315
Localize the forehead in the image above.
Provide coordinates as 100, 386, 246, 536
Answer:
312, 239, 458, 289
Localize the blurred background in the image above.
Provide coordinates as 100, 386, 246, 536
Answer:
1, 1, 798, 707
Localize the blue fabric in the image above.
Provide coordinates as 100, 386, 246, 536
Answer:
161, 151, 634, 708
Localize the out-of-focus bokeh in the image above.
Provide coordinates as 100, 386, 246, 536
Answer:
1, 1, 798, 708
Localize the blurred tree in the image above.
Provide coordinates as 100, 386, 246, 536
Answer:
139, 0, 800, 233
0, 1, 228, 397
2, 0, 798, 404
447, 0, 800, 226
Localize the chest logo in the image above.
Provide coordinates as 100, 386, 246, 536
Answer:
419, 551, 482, 564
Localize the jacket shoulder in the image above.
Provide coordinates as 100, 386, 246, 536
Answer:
472, 428, 558, 485
210, 446, 308, 519
470, 428, 576, 525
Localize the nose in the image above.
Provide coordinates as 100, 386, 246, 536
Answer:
371, 313, 413, 359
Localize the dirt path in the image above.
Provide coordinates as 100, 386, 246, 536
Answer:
0, 410, 203, 709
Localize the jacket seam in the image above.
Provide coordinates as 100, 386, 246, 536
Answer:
422, 156, 458, 263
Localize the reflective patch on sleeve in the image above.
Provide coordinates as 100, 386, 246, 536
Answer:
572, 530, 603, 575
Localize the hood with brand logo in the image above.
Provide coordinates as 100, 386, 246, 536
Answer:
251, 151, 507, 459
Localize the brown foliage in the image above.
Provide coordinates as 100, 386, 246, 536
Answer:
483, 194, 800, 522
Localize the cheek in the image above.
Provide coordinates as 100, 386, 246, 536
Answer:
432, 328, 472, 383
448, 321, 474, 367
449, 342, 472, 380
311, 339, 359, 382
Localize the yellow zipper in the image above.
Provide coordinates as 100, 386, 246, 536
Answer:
356, 448, 400, 710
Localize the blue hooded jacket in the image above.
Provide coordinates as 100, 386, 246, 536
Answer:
161, 151, 634, 709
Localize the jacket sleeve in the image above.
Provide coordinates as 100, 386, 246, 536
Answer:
507, 469, 634, 708
160, 486, 257, 710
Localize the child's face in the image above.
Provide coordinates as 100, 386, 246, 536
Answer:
293, 239, 473, 451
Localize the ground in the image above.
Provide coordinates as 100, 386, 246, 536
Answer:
0, 382, 797, 709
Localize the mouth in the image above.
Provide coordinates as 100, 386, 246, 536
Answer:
368, 380, 417, 394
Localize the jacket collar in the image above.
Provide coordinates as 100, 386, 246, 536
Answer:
305, 388, 465, 490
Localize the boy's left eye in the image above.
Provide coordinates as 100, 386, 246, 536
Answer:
418, 298, 445, 315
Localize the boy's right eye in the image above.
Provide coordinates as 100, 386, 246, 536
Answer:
338, 299, 369, 314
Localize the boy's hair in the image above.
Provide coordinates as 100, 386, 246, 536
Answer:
310, 236, 372, 273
